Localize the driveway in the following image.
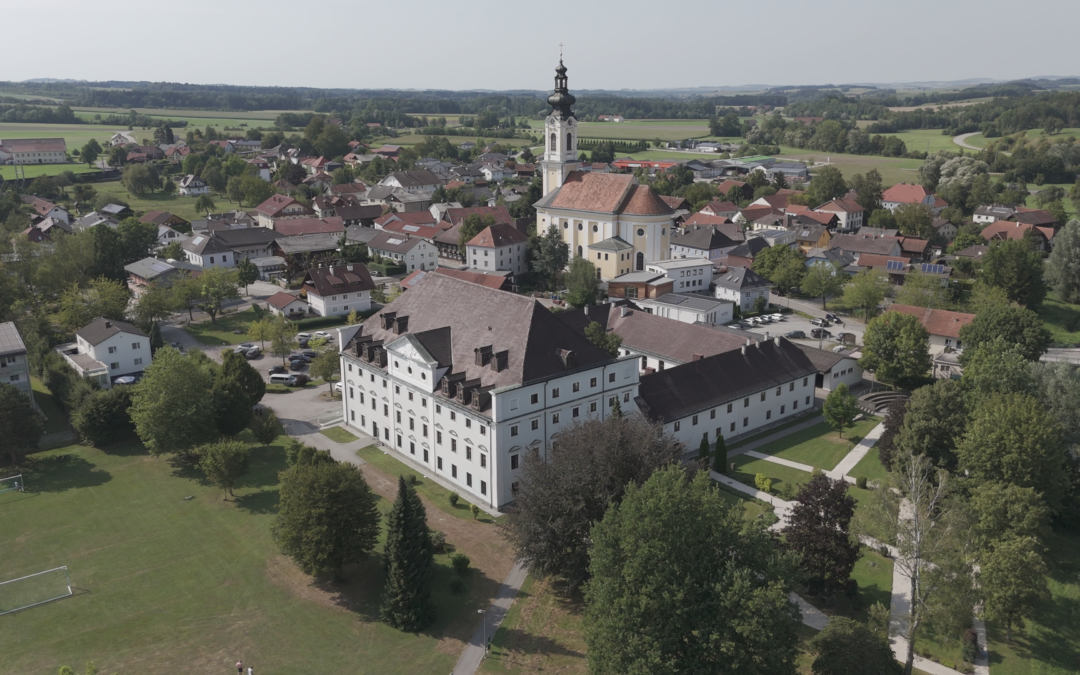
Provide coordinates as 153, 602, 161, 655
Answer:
259, 384, 342, 436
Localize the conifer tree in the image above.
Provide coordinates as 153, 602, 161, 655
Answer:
697, 435, 710, 463
381, 476, 435, 631
712, 433, 727, 474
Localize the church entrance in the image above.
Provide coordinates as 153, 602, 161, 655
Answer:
636, 252, 644, 271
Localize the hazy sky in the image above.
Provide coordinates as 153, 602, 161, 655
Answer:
6, 0, 1076, 91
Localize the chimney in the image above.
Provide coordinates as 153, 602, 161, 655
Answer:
393, 315, 408, 335
775, 336, 782, 347
583, 305, 589, 316
741, 345, 746, 355
692, 353, 704, 361
104, 321, 112, 329
620, 307, 631, 318
475, 345, 492, 366
765, 331, 770, 341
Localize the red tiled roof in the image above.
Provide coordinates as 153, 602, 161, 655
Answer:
254, 194, 307, 217
889, 304, 975, 339
443, 205, 512, 226
273, 217, 345, 236
622, 184, 675, 215
266, 291, 305, 310
754, 193, 792, 209
857, 254, 911, 268
375, 211, 438, 229
816, 197, 865, 214
900, 237, 930, 254
716, 179, 747, 192
882, 183, 930, 204
381, 221, 445, 241
431, 267, 510, 290
981, 220, 1054, 242
467, 223, 529, 248
684, 212, 731, 226
702, 200, 738, 215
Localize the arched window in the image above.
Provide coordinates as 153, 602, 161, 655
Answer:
577, 245, 583, 257
636, 252, 644, 271
566, 132, 573, 152
549, 133, 556, 152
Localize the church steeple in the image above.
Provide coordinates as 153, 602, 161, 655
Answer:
540, 56, 579, 196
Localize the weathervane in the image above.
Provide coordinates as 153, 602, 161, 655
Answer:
559, 43, 563, 61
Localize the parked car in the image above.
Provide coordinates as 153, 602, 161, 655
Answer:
234, 343, 255, 353
810, 318, 830, 327
784, 330, 806, 339
289, 360, 305, 371
314, 331, 333, 340
770, 314, 784, 322
114, 375, 137, 385
811, 328, 833, 339
297, 338, 309, 348
269, 373, 295, 386
169, 341, 185, 352
268, 365, 286, 375
297, 333, 312, 340
243, 347, 261, 359
291, 353, 312, 363
758, 315, 772, 324
835, 332, 856, 344
332, 382, 343, 393
825, 313, 843, 324
301, 349, 318, 359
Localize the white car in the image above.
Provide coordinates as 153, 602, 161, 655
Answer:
296, 332, 312, 340
332, 382, 343, 393
314, 331, 334, 340
770, 314, 784, 322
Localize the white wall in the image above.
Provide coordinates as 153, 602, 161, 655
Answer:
0, 351, 32, 403
637, 299, 734, 326
819, 357, 863, 391
466, 242, 528, 276
714, 284, 770, 312
308, 290, 371, 317
88, 331, 151, 382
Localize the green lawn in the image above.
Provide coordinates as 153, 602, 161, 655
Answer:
30, 377, 71, 435
0, 438, 494, 674
800, 548, 893, 625
319, 426, 358, 444
727, 415, 821, 451
754, 417, 880, 472
962, 127, 1080, 149
731, 454, 812, 495
0, 162, 100, 181
356, 445, 501, 525
985, 528, 1080, 675
887, 129, 970, 155
714, 482, 776, 524
850, 447, 890, 485
186, 306, 263, 346
1038, 293, 1080, 347
91, 180, 228, 224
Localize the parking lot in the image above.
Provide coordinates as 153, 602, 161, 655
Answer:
740, 314, 865, 350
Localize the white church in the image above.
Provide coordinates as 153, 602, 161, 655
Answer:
532, 60, 675, 279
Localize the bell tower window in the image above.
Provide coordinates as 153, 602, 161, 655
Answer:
566, 132, 573, 153
550, 133, 556, 152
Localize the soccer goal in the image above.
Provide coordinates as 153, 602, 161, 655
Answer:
0, 566, 73, 616
0, 474, 24, 495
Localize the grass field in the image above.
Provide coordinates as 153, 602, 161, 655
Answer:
319, 426, 358, 444
731, 453, 812, 495
0, 438, 510, 674
0, 122, 120, 152
87, 180, 220, 223
387, 134, 535, 149
755, 417, 879, 471
0, 161, 100, 181
962, 127, 1080, 149
849, 447, 890, 484
1038, 293, 1080, 347
30, 377, 71, 435
715, 482, 775, 522
800, 547, 893, 624
888, 129, 970, 154
727, 415, 822, 451
185, 306, 271, 346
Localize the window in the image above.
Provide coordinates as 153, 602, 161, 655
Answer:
744, 398, 749, 407
409, 418, 415, 430
609, 396, 617, 408
450, 411, 456, 421
803, 377, 809, 386
452, 465, 457, 478
590, 377, 597, 387
572, 407, 580, 418
466, 473, 472, 487
423, 424, 427, 437
793, 400, 798, 410
710, 409, 716, 419
110, 362, 119, 370
531, 419, 539, 431
481, 480, 487, 495
134, 358, 143, 366
730, 422, 736, 432
108, 346, 117, 354
437, 431, 442, 444
572, 382, 580, 393
451, 439, 457, 453
589, 401, 597, 413
396, 411, 401, 423
760, 392, 766, 402
552, 387, 559, 399
410, 442, 415, 455
531, 393, 538, 404
781, 405, 786, 414
743, 417, 748, 427
623, 392, 630, 403
510, 398, 519, 411
692, 415, 698, 425
9, 374, 20, 382
396, 435, 402, 447
395, 385, 400, 394
480, 454, 486, 468
436, 404, 442, 414
776, 387, 781, 396
552, 412, 560, 424
766, 410, 772, 420
408, 391, 413, 401
658, 361, 665, 371
674, 421, 681, 431
466, 447, 472, 461
510, 454, 519, 470
480, 425, 486, 436
437, 457, 443, 470
131, 342, 140, 350
727, 403, 733, 413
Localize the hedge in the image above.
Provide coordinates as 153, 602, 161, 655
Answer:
367, 261, 406, 276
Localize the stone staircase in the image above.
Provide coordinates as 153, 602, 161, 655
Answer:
857, 390, 909, 415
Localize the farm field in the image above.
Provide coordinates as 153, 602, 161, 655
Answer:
0, 162, 99, 181
887, 129, 970, 154
387, 133, 535, 149
961, 127, 1080, 149
0, 122, 119, 152
1, 436, 516, 675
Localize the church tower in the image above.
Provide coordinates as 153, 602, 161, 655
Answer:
540, 59, 579, 197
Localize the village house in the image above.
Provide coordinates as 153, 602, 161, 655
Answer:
265, 291, 309, 318
669, 225, 740, 261
253, 194, 314, 228
301, 264, 375, 317
888, 304, 976, 354
465, 223, 530, 278
368, 231, 439, 272
124, 257, 200, 288
813, 197, 865, 232
634, 293, 733, 326
0, 138, 66, 164
54, 318, 151, 388
0, 322, 35, 409
645, 258, 714, 294
713, 266, 772, 311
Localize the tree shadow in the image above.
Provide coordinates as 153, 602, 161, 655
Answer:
94, 437, 148, 457
488, 627, 586, 661
234, 489, 279, 515
241, 443, 289, 490
19, 454, 112, 493
312, 554, 386, 623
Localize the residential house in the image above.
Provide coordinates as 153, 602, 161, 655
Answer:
814, 197, 865, 232
790, 223, 831, 253
1011, 208, 1058, 228
635, 293, 734, 326
465, 223, 529, 278
212, 227, 281, 261
669, 225, 739, 261
715, 179, 753, 202
607, 271, 675, 300
0, 138, 66, 164
888, 304, 975, 354
587, 237, 636, 279
368, 231, 439, 272
805, 247, 855, 268
182, 232, 236, 268
379, 169, 444, 193
21, 218, 70, 241
973, 204, 1019, 224
748, 190, 797, 212
645, 259, 714, 294
29, 199, 71, 224
72, 212, 119, 232
274, 233, 344, 266
0, 322, 35, 407
713, 266, 772, 312
700, 200, 740, 219
108, 131, 137, 147
338, 274, 640, 508
266, 291, 309, 318
932, 218, 958, 240
952, 244, 988, 259
253, 194, 314, 228
100, 203, 132, 218
55, 318, 151, 388
441, 205, 513, 228
899, 236, 931, 261
376, 211, 439, 231
248, 256, 285, 280
271, 217, 345, 237
126, 145, 164, 163
723, 237, 771, 268
882, 183, 936, 212
830, 233, 903, 262
301, 263, 375, 317
980, 220, 1055, 251
795, 344, 863, 392
124, 257, 200, 288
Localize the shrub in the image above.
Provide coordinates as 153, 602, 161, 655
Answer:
779, 482, 797, 501
448, 491, 459, 507
451, 553, 470, 574
962, 628, 979, 664
449, 577, 465, 593
754, 473, 773, 493
71, 387, 135, 446
265, 384, 291, 393
430, 530, 447, 554
470, 504, 480, 519
856, 476, 868, 490
407, 474, 418, 486
811, 466, 823, 478
879, 544, 892, 558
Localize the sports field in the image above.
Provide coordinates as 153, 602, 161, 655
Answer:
1, 436, 516, 674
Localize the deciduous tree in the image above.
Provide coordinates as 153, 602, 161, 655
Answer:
969, 482, 1050, 556
802, 261, 845, 308
129, 347, 218, 456
808, 616, 902, 675
72, 387, 135, 447
272, 458, 380, 580
197, 439, 251, 499
981, 537, 1050, 641
380, 476, 435, 631
787, 473, 860, 596
810, 166, 848, 204
531, 224, 569, 290
565, 255, 599, 308
893, 203, 935, 240
584, 321, 621, 357
235, 257, 259, 295
859, 311, 931, 388
194, 194, 216, 215
584, 467, 801, 675
503, 414, 681, 589
893, 269, 950, 308
958, 304, 1050, 363
822, 383, 858, 438
842, 268, 889, 322
1046, 219, 1080, 303
81, 139, 102, 167
195, 267, 241, 323
309, 350, 340, 393
980, 238, 1047, 308
894, 379, 966, 472
457, 213, 495, 256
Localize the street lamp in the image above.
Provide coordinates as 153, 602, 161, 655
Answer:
478, 609, 488, 654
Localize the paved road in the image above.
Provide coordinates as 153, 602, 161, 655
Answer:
953, 132, 982, 151
1042, 347, 1080, 365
